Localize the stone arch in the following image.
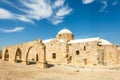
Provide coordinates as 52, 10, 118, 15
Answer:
26, 46, 39, 65
4, 49, 9, 61
15, 48, 22, 63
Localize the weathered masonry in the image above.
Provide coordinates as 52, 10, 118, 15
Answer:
1, 29, 120, 68
43, 29, 120, 67
1, 39, 47, 69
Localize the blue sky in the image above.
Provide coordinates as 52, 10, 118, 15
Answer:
0, 0, 120, 49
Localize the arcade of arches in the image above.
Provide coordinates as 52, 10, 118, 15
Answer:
1, 39, 47, 69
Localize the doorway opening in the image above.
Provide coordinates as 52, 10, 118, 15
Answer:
15, 48, 22, 63
67, 56, 72, 64
4, 49, 9, 61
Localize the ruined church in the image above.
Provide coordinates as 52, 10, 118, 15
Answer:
0, 29, 120, 68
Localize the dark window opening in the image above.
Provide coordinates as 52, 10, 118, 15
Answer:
76, 50, 79, 55
84, 46, 86, 51
5, 50, 9, 61
66, 54, 69, 58
52, 53, 56, 59
36, 54, 39, 61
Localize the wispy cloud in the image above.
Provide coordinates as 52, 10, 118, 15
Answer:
99, 1, 108, 13
0, 0, 72, 25
82, 0, 94, 4
82, 0, 118, 13
0, 27, 24, 33
54, 0, 65, 7
1, 0, 25, 12
112, 0, 118, 6
0, 8, 33, 23
0, 8, 13, 19
20, 0, 53, 20
56, 6, 72, 18
15, 14, 34, 23
51, 6, 72, 25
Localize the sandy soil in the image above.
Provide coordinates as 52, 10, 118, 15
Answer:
0, 60, 120, 80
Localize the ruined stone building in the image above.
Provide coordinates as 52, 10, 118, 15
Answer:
1, 29, 120, 68
1, 39, 46, 69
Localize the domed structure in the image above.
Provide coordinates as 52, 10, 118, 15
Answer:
58, 29, 73, 34
56, 29, 74, 42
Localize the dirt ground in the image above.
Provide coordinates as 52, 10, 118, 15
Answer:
0, 60, 120, 80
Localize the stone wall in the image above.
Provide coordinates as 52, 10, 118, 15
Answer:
1, 39, 47, 69
44, 39, 67, 65
43, 37, 120, 67
102, 45, 120, 65
0, 51, 2, 59
68, 41, 99, 67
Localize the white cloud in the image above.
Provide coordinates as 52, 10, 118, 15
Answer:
82, 0, 118, 13
15, 14, 34, 23
0, 8, 13, 19
48, 0, 72, 25
99, 1, 108, 12
54, 0, 65, 8
49, 6, 72, 25
52, 20, 63, 25
56, 7, 72, 17
82, 0, 94, 4
0, 0, 72, 25
0, 27, 24, 33
0, 8, 33, 23
20, 0, 53, 20
1, 0, 25, 12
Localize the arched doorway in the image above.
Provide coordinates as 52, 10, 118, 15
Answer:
15, 48, 22, 63
4, 49, 9, 61
26, 46, 39, 65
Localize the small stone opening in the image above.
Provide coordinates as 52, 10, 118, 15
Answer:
84, 46, 86, 51
52, 53, 56, 59
76, 50, 79, 55
4, 49, 9, 61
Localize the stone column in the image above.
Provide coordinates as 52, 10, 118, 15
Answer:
37, 46, 47, 69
